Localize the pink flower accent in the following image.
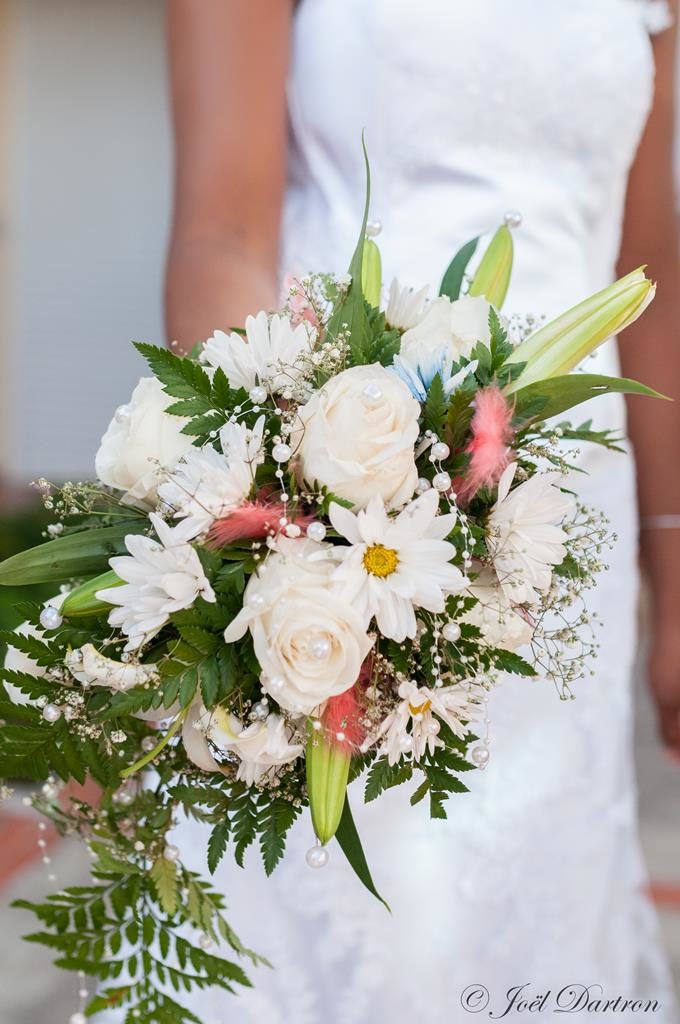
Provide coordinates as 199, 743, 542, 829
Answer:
207, 501, 314, 548
282, 274, 320, 330
458, 386, 514, 503
322, 657, 373, 751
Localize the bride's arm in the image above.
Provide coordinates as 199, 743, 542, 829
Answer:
165, 0, 293, 352
618, 10, 680, 756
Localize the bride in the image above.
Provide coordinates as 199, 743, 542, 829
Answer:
116, 2, 680, 1021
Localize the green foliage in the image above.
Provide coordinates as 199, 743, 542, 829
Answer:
511, 373, 664, 428
0, 523, 147, 587
134, 344, 251, 445
364, 757, 413, 803
13, 845, 261, 1023
439, 236, 479, 301
422, 372, 448, 436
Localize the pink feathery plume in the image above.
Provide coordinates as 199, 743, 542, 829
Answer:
207, 501, 314, 548
282, 273, 321, 330
322, 657, 373, 752
458, 386, 514, 503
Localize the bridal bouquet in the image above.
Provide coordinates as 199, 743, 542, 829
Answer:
0, 160, 658, 1023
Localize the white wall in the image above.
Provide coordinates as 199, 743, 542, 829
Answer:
5, 0, 170, 481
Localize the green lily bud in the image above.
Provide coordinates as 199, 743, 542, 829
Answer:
361, 238, 382, 309
306, 723, 351, 846
468, 224, 514, 309
61, 569, 123, 618
505, 267, 655, 393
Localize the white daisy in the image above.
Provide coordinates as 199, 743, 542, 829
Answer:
376, 679, 485, 765
158, 415, 265, 537
98, 513, 216, 651
201, 311, 314, 395
328, 489, 468, 643
486, 463, 574, 606
384, 278, 429, 330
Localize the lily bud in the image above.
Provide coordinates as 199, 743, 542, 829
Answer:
505, 267, 656, 393
306, 722, 351, 846
61, 569, 122, 618
361, 238, 382, 309
468, 224, 514, 309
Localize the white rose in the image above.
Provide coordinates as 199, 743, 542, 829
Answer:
294, 364, 419, 510
224, 538, 374, 714
400, 294, 492, 366
95, 377, 194, 508
200, 707, 303, 786
463, 567, 534, 652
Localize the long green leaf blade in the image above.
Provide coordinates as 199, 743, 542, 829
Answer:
0, 523, 147, 586
512, 373, 666, 427
439, 236, 479, 301
335, 795, 390, 911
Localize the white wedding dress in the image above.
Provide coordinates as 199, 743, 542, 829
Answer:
104, 2, 678, 1021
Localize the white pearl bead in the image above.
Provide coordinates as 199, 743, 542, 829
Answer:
470, 744, 490, 768
424, 719, 441, 736
42, 703, 62, 723
199, 933, 213, 950
141, 736, 157, 752
336, 731, 346, 743
272, 442, 292, 462
365, 220, 382, 237
399, 733, 414, 751
504, 209, 522, 229
432, 471, 452, 493
284, 523, 301, 538
308, 636, 331, 660
415, 477, 432, 494
250, 701, 269, 721
442, 621, 462, 643
306, 521, 327, 543
361, 382, 383, 406
163, 844, 180, 862
249, 385, 267, 404
40, 606, 63, 631
70, 1014, 87, 1024
430, 441, 450, 462
305, 844, 329, 868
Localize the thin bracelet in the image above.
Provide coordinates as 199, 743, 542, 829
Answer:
641, 514, 680, 530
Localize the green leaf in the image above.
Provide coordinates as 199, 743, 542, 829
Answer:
134, 343, 211, 400
150, 857, 179, 916
423, 373, 448, 435
511, 373, 666, 427
364, 757, 412, 803
335, 796, 390, 910
0, 523, 147, 587
439, 236, 479, 301
207, 823, 230, 874
326, 136, 372, 364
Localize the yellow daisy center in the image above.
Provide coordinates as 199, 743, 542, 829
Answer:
363, 544, 399, 578
408, 699, 432, 717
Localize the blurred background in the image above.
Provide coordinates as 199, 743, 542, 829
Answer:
0, 2, 678, 1022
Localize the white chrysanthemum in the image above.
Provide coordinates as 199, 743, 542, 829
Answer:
328, 489, 468, 643
376, 679, 485, 765
487, 463, 574, 606
188, 706, 303, 786
385, 278, 429, 330
65, 644, 158, 692
463, 567, 534, 652
159, 416, 265, 537
201, 311, 314, 395
98, 513, 216, 651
